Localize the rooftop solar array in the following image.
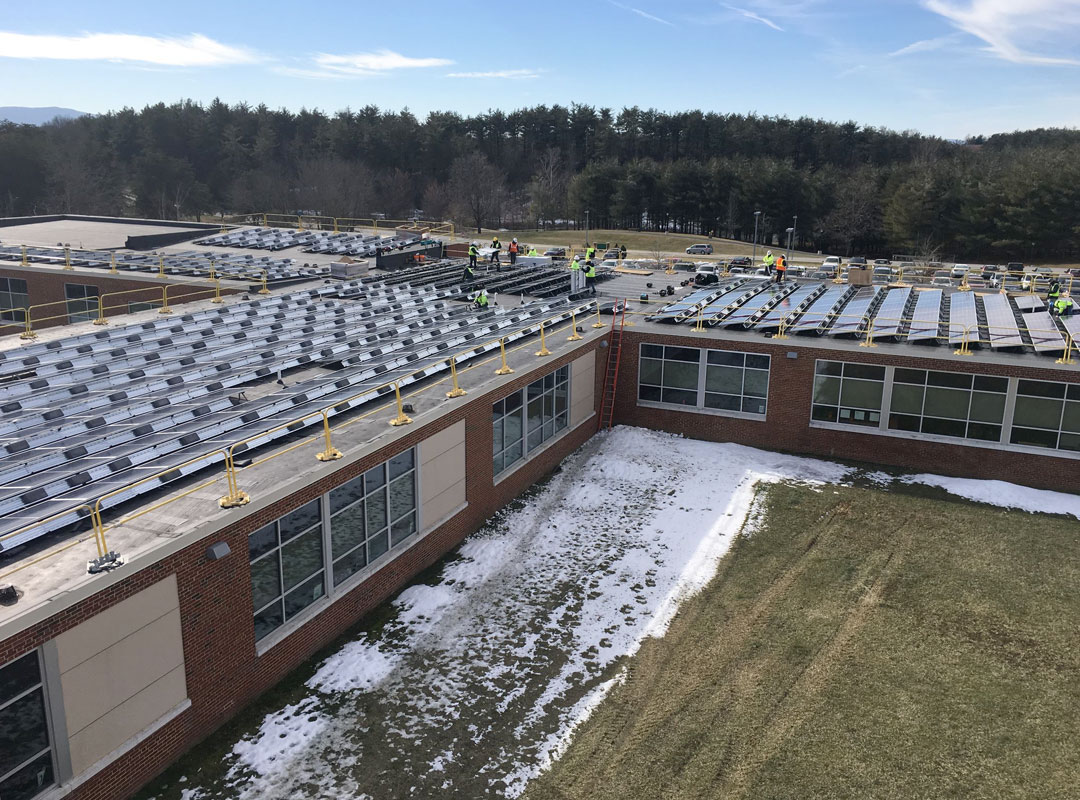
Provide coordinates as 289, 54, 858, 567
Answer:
657, 279, 1075, 356
367, 260, 616, 299
0, 277, 596, 553
194, 227, 427, 257
0, 245, 328, 284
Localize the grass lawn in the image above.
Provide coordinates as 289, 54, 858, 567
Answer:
481, 228, 822, 263
524, 482, 1080, 800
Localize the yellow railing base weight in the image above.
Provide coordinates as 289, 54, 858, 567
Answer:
258, 288, 271, 295
316, 448, 344, 462
567, 332, 583, 341
535, 347, 551, 357
773, 334, 789, 340
389, 414, 413, 427
92, 319, 108, 326
495, 366, 514, 375
953, 348, 974, 357
446, 388, 467, 398
219, 491, 251, 509
212, 297, 224, 304
592, 321, 605, 328
19, 332, 36, 340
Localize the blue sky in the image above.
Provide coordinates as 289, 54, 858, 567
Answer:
2, 0, 1079, 138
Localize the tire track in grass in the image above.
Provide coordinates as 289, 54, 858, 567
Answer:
712, 520, 915, 800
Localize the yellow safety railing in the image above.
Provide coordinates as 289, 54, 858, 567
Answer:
250, 214, 454, 240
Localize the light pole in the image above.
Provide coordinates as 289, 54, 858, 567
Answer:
752, 210, 761, 266
785, 227, 795, 263
584, 210, 590, 248
791, 215, 798, 256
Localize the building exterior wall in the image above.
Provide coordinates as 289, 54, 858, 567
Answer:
0, 338, 605, 800
614, 329, 1080, 493
0, 266, 242, 332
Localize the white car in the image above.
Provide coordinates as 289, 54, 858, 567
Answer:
822, 256, 842, 270
600, 259, 619, 269
950, 264, 969, 279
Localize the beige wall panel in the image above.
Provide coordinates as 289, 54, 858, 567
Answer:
67, 665, 187, 776
61, 607, 185, 736
54, 574, 178, 672
420, 419, 465, 466
422, 482, 467, 532
421, 441, 465, 504
570, 352, 596, 428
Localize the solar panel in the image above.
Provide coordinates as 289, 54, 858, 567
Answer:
980, 293, 1024, 347
753, 283, 824, 329
1025, 311, 1067, 352
947, 291, 977, 344
697, 280, 770, 322
906, 289, 943, 341
718, 283, 797, 328
787, 285, 854, 333
867, 287, 912, 338
828, 287, 882, 336
653, 282, 743, 322
1060, 313, 1080, 346
1013, 295, 1045, 311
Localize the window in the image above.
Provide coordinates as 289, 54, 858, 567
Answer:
128, 300, 162, 313
494, 366, 570, 476
64, 284, 99, 324
329, 449, 418, 587
0, 278, 28, 323
888, 368, 1008, 443
639, 344, 770, 417
249, 500, 326, 641
811, 360, 884, 427
639, 345, 768, 418
0, 651, 55, 799
1010, 379, 1080, 452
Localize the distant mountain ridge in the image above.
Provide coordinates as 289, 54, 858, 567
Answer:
0, 106, 87, 125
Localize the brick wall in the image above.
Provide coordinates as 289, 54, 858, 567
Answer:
0, 338, 604, 800
0, 266, 242, 332
613, 329, 1080, 493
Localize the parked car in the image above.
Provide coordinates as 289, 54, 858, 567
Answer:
694, 263, 720, 285
848, 256, 868, 267
931, 271, 953, 287
686, 243, 714, 255
728, 266, 748, 274
950, 263, 969, 279
872, 266, 893, 283
822, 256, 842, 271
600, 259, 619, 269
872, 258, 890, 266
729, 255, 752, 268
603, 249, 620, 259
543, 247, 566, 258
811, 270, 833, 280
672, 260, 697, 271
1006, 261, 1024, 273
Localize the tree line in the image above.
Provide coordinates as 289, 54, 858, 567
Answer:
1, 99, 1079, 260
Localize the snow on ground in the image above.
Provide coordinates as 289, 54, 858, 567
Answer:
902, 474, 1080, 519
171, 427, 850, 800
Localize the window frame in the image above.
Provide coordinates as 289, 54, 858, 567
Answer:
809, 360, 1080, 459
0, 277, 29, 323
493, 366, 571, 477
637, 343, 770, 420
0, 649, 58, 800
64, 283, 99, 324
250, 447, 423, 652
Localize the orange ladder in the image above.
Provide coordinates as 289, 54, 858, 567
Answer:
597, 303, 626, 430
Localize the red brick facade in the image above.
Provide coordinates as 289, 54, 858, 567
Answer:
0, 340, 604, 800
614, 329, 1080, 493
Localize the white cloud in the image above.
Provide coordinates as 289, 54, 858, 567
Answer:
837, 63, 866, 78
0, 31, 258, 66
313, 49, 453, 77
446, 69, 542, 79
723, 4, 784, 31
609, 1, 676, 27
889, 34, 960, 57
923, 0, 1080, 65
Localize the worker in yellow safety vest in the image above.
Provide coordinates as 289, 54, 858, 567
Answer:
764, 250, 775, 275
1054, 293, 1074, 316
468, 242, 478, 268
585, 261, 597, 295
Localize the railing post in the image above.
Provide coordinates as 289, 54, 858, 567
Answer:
774, 315, 789, 340
389, 381, 413, 426
20, 245, 28, 266
93, 293, 108, 325
158, 254, 165, 278
446, 356, 466, 398
86, 502, 123, 573
159, 286, 172, 314
333, 217, 340, 234
535, 321, 552, 356
859, 321, 877, 348
261, 213, 267, 227
109, 253, 118, 275
495, 337, 514, 375
259, 269, 271, 295
19, 307, 36, 340
211, 279, 224, 304
316, 410, 343, 461
209, 258, 216, 281
64, 246, 73, 270
592, 307, 606, 328
1057, 334, 1076, 365
953, 325, 974, 356
567, 311, 583, 341
691, 307, 705, 333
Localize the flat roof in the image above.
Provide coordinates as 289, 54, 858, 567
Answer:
0, 218, 208, 250
0, 281, 600, 635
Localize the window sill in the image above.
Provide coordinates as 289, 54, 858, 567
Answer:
636, 399, 767, 422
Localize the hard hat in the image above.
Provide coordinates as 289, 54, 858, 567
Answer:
512, 238, 517, 243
